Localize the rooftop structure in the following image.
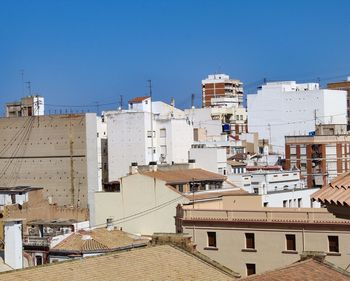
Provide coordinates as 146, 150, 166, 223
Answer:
5, 95, 44, 117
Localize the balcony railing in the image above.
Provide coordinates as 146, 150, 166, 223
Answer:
23, 236, 51, 247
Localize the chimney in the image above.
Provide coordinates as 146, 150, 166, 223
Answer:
170, 97, 175, 108
129, 162, 138, 175
106, 217, 114, 231
188, 159, 196, 169
149, 161, 158, 172
4, 219, 23, 269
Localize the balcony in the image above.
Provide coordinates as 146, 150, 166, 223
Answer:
23, 236, 51, 248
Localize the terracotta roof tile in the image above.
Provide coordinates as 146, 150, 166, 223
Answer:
52, 228, 147, 253
141, 168, 226, 184
312, 172, 350, 206
128, 96, 150, 103
1, 245, 236, 281
183, 189, 248, 200
242, 259, 350, 281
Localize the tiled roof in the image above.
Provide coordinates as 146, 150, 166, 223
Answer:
128, 96, 150, 103
183, 189, 248, 201
2, 245, 236, 281
51, 228, 148, 253
242, 259, 350, 281
312, 172, 350, 206
142, 168, 226, 184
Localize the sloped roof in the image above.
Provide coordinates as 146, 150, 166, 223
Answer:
1, 245, 236, 281
128, 96, 150, 103
242, 258, 350, 281
141, 168, 226, 184
52, 228, 147, 253
312, 172, 350, 206
227, 160, 246, 167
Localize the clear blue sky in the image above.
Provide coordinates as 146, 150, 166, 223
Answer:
1, 0, 350, 114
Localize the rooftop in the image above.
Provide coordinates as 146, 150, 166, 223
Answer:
0, 186, 42, 194
128, 96, 150, 103
27, 219, 82, 226
242, 258, 350, 281
183, 188, 248, 201
1, 245, 236, 281
312, 172, 350, 206
51, 228, 148, 254
141, 168, 226, 185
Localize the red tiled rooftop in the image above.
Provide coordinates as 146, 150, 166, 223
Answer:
128, 96, 150, 103
312, 172, 350, 206
242, 258, 350, 281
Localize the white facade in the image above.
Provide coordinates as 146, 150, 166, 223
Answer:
248, 81, 347, 153
189, 147, 227, 175
4, 220, 23, 269
107, 99, 193, 180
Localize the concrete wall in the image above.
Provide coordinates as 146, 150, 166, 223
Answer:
94, 173, 189, 235
0, 114, 98, 208
190, 147, 227, 175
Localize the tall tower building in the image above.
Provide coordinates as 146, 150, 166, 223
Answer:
201, 74, 243, 108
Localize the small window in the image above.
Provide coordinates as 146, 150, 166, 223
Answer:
283, 200, 287, 208
286, 234, 296, 251
178, 185, 183, 193
328, 236, 339, 253
207, 232, 217, 248
253, 188, 259, 194
246, 263, 256, 276
147, 131, 155, 138
245, 233, 255, 249
298, 198, 302, 208
160, 128, 166, 138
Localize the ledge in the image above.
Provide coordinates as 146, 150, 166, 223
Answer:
282, 250, 298, 254
204, 247, 218, 251
327, 252, 341, 256
241, 248, 257, 253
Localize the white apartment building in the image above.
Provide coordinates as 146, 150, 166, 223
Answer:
248, 81, 347, 154
106, 97, 193, 180
189, 146, 227, 175
228, 169, 320, 208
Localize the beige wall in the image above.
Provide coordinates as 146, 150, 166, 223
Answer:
183, 225, 350, 277
94, 173, 189, 235
0, 114, 98, 208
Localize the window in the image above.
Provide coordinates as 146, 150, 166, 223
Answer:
263, 202, 268, 207
328, 236, 339, 253
286, 234, 296, 251
283, 200, 287, 208
160, 128, 166, 138
207, 232, 217, 248
245, 233, 255, 249
246, 264, 256, 276
298, 198, 302, 208
147, 131, 155, 138
253, 188, 259, 194
178, 184, 183, 193
36, 255, 43, 266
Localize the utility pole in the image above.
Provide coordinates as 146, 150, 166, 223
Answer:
20, 69, 24, 96
25, 81, 32, 96
119, 95, 123, 110
314, 109, 317, 128
148, 80, 154, 162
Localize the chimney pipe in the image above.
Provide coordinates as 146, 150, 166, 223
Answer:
149, 161, 157, 172
4, 219, 23, 269
129, 162, 138, 175
188, 159, 196, 169
106, 217, 114, 231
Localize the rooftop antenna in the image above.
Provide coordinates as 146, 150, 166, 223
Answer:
25, 81, 32, 96
20, 69, 24, 96
148, 80, 154, 162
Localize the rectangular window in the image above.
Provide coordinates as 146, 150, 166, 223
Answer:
283, 200, 287, 208
246, 264, 256, 276
328, 236, 339, 253
286, 234, 296, 251
178, 184, 183, 193
207, 232, 217, 248
245, 233, 255, 249
298, 198, 302, 208
147, 131, 155, 138
160, 128, 166, 138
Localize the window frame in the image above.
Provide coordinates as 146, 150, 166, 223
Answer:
285, 234, 296, 251
245, 233, 255, 249
328, 236, 339, 253
207, 231, 217, 248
